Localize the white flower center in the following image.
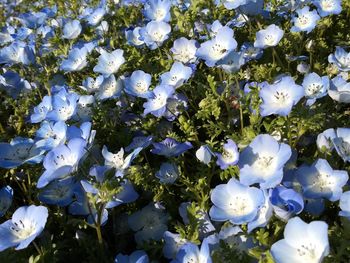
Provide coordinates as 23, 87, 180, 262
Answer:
306, 83, 323, 96
228, 196, 253, 216
11, 220, 36, 240
296, 242, 318, 262
321, 0, 334, 11
135, 81, 148, 93
296, 15, 311, 28
211, 43, 227, 59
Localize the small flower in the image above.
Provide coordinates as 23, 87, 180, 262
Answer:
144, 0, 171, 22
196, 145, 215, 165
328, 46, 350, 72
85, 7, 106, 26
271, 217, 329, 263
254, 24, 284, 49
38, 177, 76, 206
339, 191, 350, 220
172, 237, 213, 263
160, 62, 193, 88
171, 37, 198, 64
209, 178, 264, 224
0, 205, 48, 251
30, 96, 52, 123
302, 72, 329, 105
259, 76, 304, 117
316, 128, 336, 152
124, 70, 153, 98
151, 138, 193, 157
81, 76, 104, 93
62, 19, 82, 39
291, 6, 320, 34
96, 75, 123, 100
247, 190, 273, 233
60, 47, 89, 72
217, 51, 245, 73
125, 27, 145, 47
314, 0, 342, 17
0, 41, 35, 65
115, 250, 149, 263
35, 121, 67, 150
155, 162, 179, 184
296, 158, 348, 201
0, 186, 13, 217
125, 135, 153, 152
163, 231, 187, 259
46, 90, 79, 122
93, 49, 125, 76
218, 0, 250, 10
143, 85, 175, 117
140, 21, 171, 50
238, 134, 292, 189
332, 128, 350, 161
328, 75, 350, 103
215, 139, 239, 170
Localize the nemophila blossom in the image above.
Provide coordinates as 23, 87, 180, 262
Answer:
18, 11, 47, 28
76, 95, 95, 121
46, 90, 79, 122
217, 0, 250, 10
105, 180, 139, 209
328, 46, 350, 72
35, 121, 67, 150
209, 178, 264, 224
0, 41, 35, 65
0, 186, 13, 217
155, 162, 179, 184
196, 26, 237, 67
271, 217, 329, 263
304, 198, 325, 216
217, 51, 245, 73
0, 205, 48, 251
102, 145, 142, 177
296, 159, 348, 201
125, 135, 153, 152
247, 190, 273, 233
196, 145, 215, 165
241, 42, 263, 61
84, 7, 106, 26
291, 6, 320, 33
163, 231, 187, 259
259, 76, 304, 117
30, 95, 52, 123
128, 203, 169, 244
125, 27, 145, 47
160, 62, 192, 88
171, 37, 198, 64
254, 24, 284, 49
144, 0, 171, 22
81, 75, 104, 93
333, 128, 350, 161
317, 128, 336, 152
38, 177, 76, 206
339, 191, 350, 219
215, 139, 239, 170
140, 21, 171, 50
62, 19, 82, 39
302, 72, 329, 105
314, 0, 342, 17
238, 134, 292, 189
115, 250, 149, 263
269, 186, 304, 221
163, 93, 188, 121
124, 70, 152, 98
172, 237, 213, 263
143, 84, 174, 117
93, 49, 125, 76
60, 47, 89, 72
328, 75, 350, 103
0, 137, 45, 169
218, 225, 255, 255
151, 138, 193, 157
66, 122, 96, 148
96, 75, 123, 100
0, 70, 32, 98
96, 21, 109, 36
37, 138, 87, 188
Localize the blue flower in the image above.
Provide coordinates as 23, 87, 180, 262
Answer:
60, 47, 89, 72
30, 96, 52, 123
163, 93, 188, 121
0, 186, 13, 217
125, 135, 153, 152
62, 19, 82, 39
35, 121, 67, 150
291, 6, 320, 33
269, 186, 304, 221
332, 128, 350, 161
144, 0, 171, 22
75, 95, 95, 121
259, 76, 304, 117
140, 21, 171, 50
125, 27, 145, 47
105, 180, 139, 209
38, 177, 76, 206
171, 37, 198, 64
254, 24, 284, 49
0, 71, 32, 98
163, 231, 187, 259
0, 41, 35, 65
155, 162, 179, 184
302, 72, 329, 105
209, 178, 264, 224
217, 51, 245, 73
296, 158, 348, 201
196, 145, 215, 165
271, 217, 329, 263
18, 11, 47, 28
115, 250, 149, 263
0, 137, 45, 169
241, 42, 263, 61
0, 205, 48, 251
102, 145, 142, 177
328, 46, 350, 72
151, 138, 193, 157
46, 90, 79, 122
128, 203, 169, 244
215, 139, 239, 170
196, 26, 237, 67
328, 75, 350, 103
339, 191, 350, 220
124, 70, 153, 98
143, 85, 175, 117
84, 7, 106, 26
93, 49, 125, 76
172, 237, 213, 263
218, 0, 250, 10
314, 0, 342, 17
238, 134, 292, 189
37, 138, 87, 188
96, 75, 123, 100
81, 75, 104, 93
160, 62, 193, 89
247, 190, 273, 233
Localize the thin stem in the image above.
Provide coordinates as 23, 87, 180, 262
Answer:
239, 106, 244, 135
33, 241, 42, 256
